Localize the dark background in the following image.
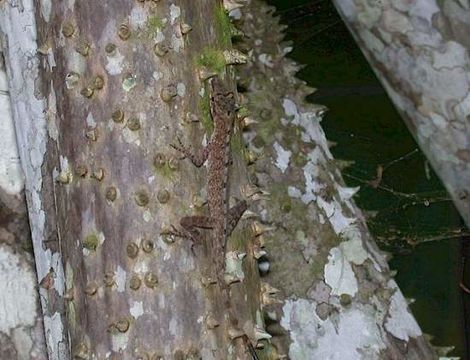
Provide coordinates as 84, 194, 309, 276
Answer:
267, 0, 469, 357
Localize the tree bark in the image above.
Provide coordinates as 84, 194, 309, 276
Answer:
0, 49, 47, 360
331, 0, 470, 228
1, 0, 442, 359
231, 0, 437, 358
2, 0, 261, 359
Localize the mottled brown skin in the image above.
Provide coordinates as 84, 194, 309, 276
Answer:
171, 76, 256, 358
171, 76, 247, 254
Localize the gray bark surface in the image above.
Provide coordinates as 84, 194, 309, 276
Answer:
331, 0, 470, 227
231, 0, 437, 358
2, 0, 260, 359
1, 0, 444, 359
0, 49, 47, 360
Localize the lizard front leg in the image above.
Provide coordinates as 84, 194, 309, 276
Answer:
179, 215, 213, 245
171, 136, 210, 167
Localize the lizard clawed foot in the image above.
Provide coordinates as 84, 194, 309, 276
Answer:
170, 136, 189, 160
170, 136, 207, 167
166, 225, 201, 256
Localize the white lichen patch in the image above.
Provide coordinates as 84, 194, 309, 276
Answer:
280, 299, 321, 357
224, 0, 246, 12
56, 155, 73, 190
47, 89, 59, 141
106, 50, 125, 76
171, 33, 184, 53
40, 0, 52, 22
86, 112, 96, 127
143, 209, 152, 222
288, 186, 302, 198
273, 141, 291, 173
175, 248, 196, 272
66, 52, 87, 79
169, 4, 181, 25
115, 266, 126, 293
111, 332, 129, 352
337, 185, 360, 201
66, 0, 75, 10
1, 3, 68, 358
122, 127, 141, 146
258, 53, 274, 67
51, 251, 65, 296
153, 71, 163, 81
133, 258, 149, 275
282, 98, 332, 158
385, 280, 422, 341
65, 261, 74, 292
12, 326, 34, 360
324, 247, 358, 296
0, 70, 24, 194
156, 234, 172, 255
296, 230, 318, 261
228, 7, 243, 20
281, 299, 386, 359
169, 316, 179, 338
339, 225, 369, 265
0, 245, 37, 333
43, 311, 67, 358
317, 197, 355, 234
155, 30, 165, 43
130, 301, 144, 319
224, 251, 246, 284
122, 74, 137, 92
130, 5, 147, 28
177, 82, 186, 97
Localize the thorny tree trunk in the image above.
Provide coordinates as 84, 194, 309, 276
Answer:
0, 52, 47, 359
228, 0, 437, 358
1, 0, 439, 360
331, 0, 470, 228
1, 0, 260, 359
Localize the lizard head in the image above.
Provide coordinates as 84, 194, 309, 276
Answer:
210, 76, 236, 121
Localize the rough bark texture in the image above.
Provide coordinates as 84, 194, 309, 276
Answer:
330, 0, 470, 228
1, 0, 445, 359
0, 1, 68, 358
0, 50, 47, 360
2, 0, 262, 359
231, 0, 438, 358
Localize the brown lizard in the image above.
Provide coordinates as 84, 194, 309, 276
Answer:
171, 76, 258, 359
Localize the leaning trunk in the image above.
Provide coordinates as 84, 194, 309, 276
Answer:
331, 0, 470, 227
0, 50, 47, 360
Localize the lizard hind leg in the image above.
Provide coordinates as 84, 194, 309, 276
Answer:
180, 215, 213, 246
226, 200, 248, 238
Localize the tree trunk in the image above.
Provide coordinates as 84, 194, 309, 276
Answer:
331, 0, 470, 228
230, 0, 437, 358
2, 0, 261, 359
0, 50, 47, 359
1, 0, 439, 359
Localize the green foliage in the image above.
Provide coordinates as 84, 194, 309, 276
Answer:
196, 48, 226, 74
214, 5, 232, 47
147, 15, 164, 32
83, 234, 98, 251
198, 89, 214, 134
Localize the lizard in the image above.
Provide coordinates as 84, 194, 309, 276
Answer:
170, 76, 258, 359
